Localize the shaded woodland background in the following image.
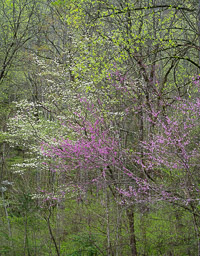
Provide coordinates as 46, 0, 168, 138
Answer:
1, 0, 200, 255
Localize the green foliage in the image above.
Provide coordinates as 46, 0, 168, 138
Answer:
65, 233, 98, 256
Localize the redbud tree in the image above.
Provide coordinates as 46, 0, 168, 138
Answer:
42, 71, 200, 209
42, 72, 200, 252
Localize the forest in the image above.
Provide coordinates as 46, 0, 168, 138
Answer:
1, 0, 200, 255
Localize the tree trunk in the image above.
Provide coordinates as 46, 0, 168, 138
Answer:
45, 209, 60, 256
126, 207, 137, 256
